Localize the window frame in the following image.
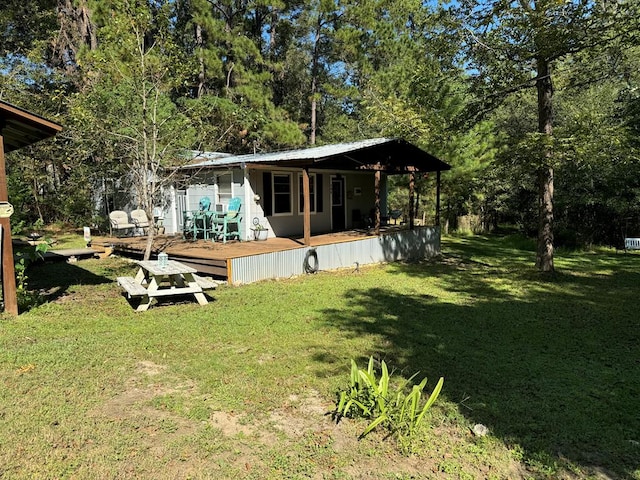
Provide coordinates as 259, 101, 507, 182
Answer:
298, 172, 317, 214
272, 172, 293, 216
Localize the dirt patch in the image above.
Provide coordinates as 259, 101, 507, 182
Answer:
92, 361, 196, 430
209, 411, 257, 437
268, 390, 334, 438
135, 360, 167, 376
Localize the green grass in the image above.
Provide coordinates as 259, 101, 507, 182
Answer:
0, 234, 638, 479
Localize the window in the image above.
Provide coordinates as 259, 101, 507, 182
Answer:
298, 173, 316, 214
217, 173, 232, 204
273, 173, 292, 215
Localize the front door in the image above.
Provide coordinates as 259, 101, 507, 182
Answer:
331, 177, 345, 231
176, 189, 187, 232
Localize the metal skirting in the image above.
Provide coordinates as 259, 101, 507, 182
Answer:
229, 226, 440, 284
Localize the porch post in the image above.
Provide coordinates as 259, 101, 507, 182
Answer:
374, 166, 381, 235
302, 167, 311, 245
0, 133, 18, 315
409, 171, 415, 230
243, 167, 252, 241
436, 170, 441, 227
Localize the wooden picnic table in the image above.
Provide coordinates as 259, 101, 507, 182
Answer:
117, 259, 215, 311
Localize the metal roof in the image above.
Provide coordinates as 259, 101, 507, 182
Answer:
184, 138, 451, 174
0, 101, 63, 153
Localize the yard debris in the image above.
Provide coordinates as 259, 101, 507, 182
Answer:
471, 423, 489, 437
16, 364, 35, 375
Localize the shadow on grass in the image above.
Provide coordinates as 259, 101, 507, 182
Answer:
321, 236, 640, 478
24, 260, 115, 308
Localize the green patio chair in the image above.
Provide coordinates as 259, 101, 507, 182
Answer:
193, 196, 214, 240
213, 197, 242, 243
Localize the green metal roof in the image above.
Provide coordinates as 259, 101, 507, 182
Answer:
186, 138, 451, 174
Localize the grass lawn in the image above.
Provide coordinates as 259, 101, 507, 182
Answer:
1, 234, 638, 479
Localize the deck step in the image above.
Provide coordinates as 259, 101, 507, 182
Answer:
117, 276, 148, 297
44, 248, 100, 260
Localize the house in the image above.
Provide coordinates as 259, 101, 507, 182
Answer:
160, 138, 451, 242
100, 138, 451, 283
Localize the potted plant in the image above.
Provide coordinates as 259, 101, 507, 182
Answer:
250, 218, 269, 241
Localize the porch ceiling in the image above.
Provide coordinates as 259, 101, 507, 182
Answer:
0, 100, 63, 153
186, 138, 451, 174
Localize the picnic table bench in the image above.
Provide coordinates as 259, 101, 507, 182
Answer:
117, 275, 148, 297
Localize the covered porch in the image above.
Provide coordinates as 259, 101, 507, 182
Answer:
169, 138, 451, 242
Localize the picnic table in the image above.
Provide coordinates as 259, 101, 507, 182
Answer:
117, 259, 217, 311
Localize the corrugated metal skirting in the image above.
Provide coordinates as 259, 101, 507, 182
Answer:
230, 227, 440, 285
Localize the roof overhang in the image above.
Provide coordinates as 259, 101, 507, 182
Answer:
184, 138, 451, 174
0, 100, 63, 152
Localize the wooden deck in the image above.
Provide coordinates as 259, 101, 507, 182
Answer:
91, 228, 399, 279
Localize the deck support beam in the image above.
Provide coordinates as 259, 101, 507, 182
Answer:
302, 167, 311, 245
436, 170, 441, 227
409, 171, 416, 230
0, 134, 18, 315
374, 167, 381, 235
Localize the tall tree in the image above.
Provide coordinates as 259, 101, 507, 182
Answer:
294, 0, 343, 144
176, 0, 304, 152
76, 0, 197, 259
456, 0, 639, 271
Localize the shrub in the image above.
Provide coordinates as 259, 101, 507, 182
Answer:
15, 242, 50, 311
333, 356, 444, 453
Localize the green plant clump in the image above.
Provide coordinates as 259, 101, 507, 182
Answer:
334, 356, 444, 453
15, 242, 50, 311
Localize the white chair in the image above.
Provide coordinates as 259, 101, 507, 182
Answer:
109, 210, 136, 237
130, 209, 150, 235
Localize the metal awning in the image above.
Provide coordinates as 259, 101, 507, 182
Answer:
185, 138, 451, 173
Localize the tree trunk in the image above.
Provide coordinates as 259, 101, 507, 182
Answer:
535, 57, 554, 272
143, 211, 156, 261
52, 0, 97, 74
268, 8, 278, 60
309, 16, 323, 145
196, 23, 205, 98
310, 78, 317, 145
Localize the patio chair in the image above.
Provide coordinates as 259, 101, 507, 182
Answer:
213, 197, 242, 243
130, 209, 150, 235
109, 210, 136, 237
198, 197, 211, 211
193, 196, 214, 240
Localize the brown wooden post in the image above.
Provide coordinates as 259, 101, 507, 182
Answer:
436, 170, 441, 227
302, 167, 311, 245
409, 171, 415, 230
0, 134, 18, 315
374, 167, 381, 235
